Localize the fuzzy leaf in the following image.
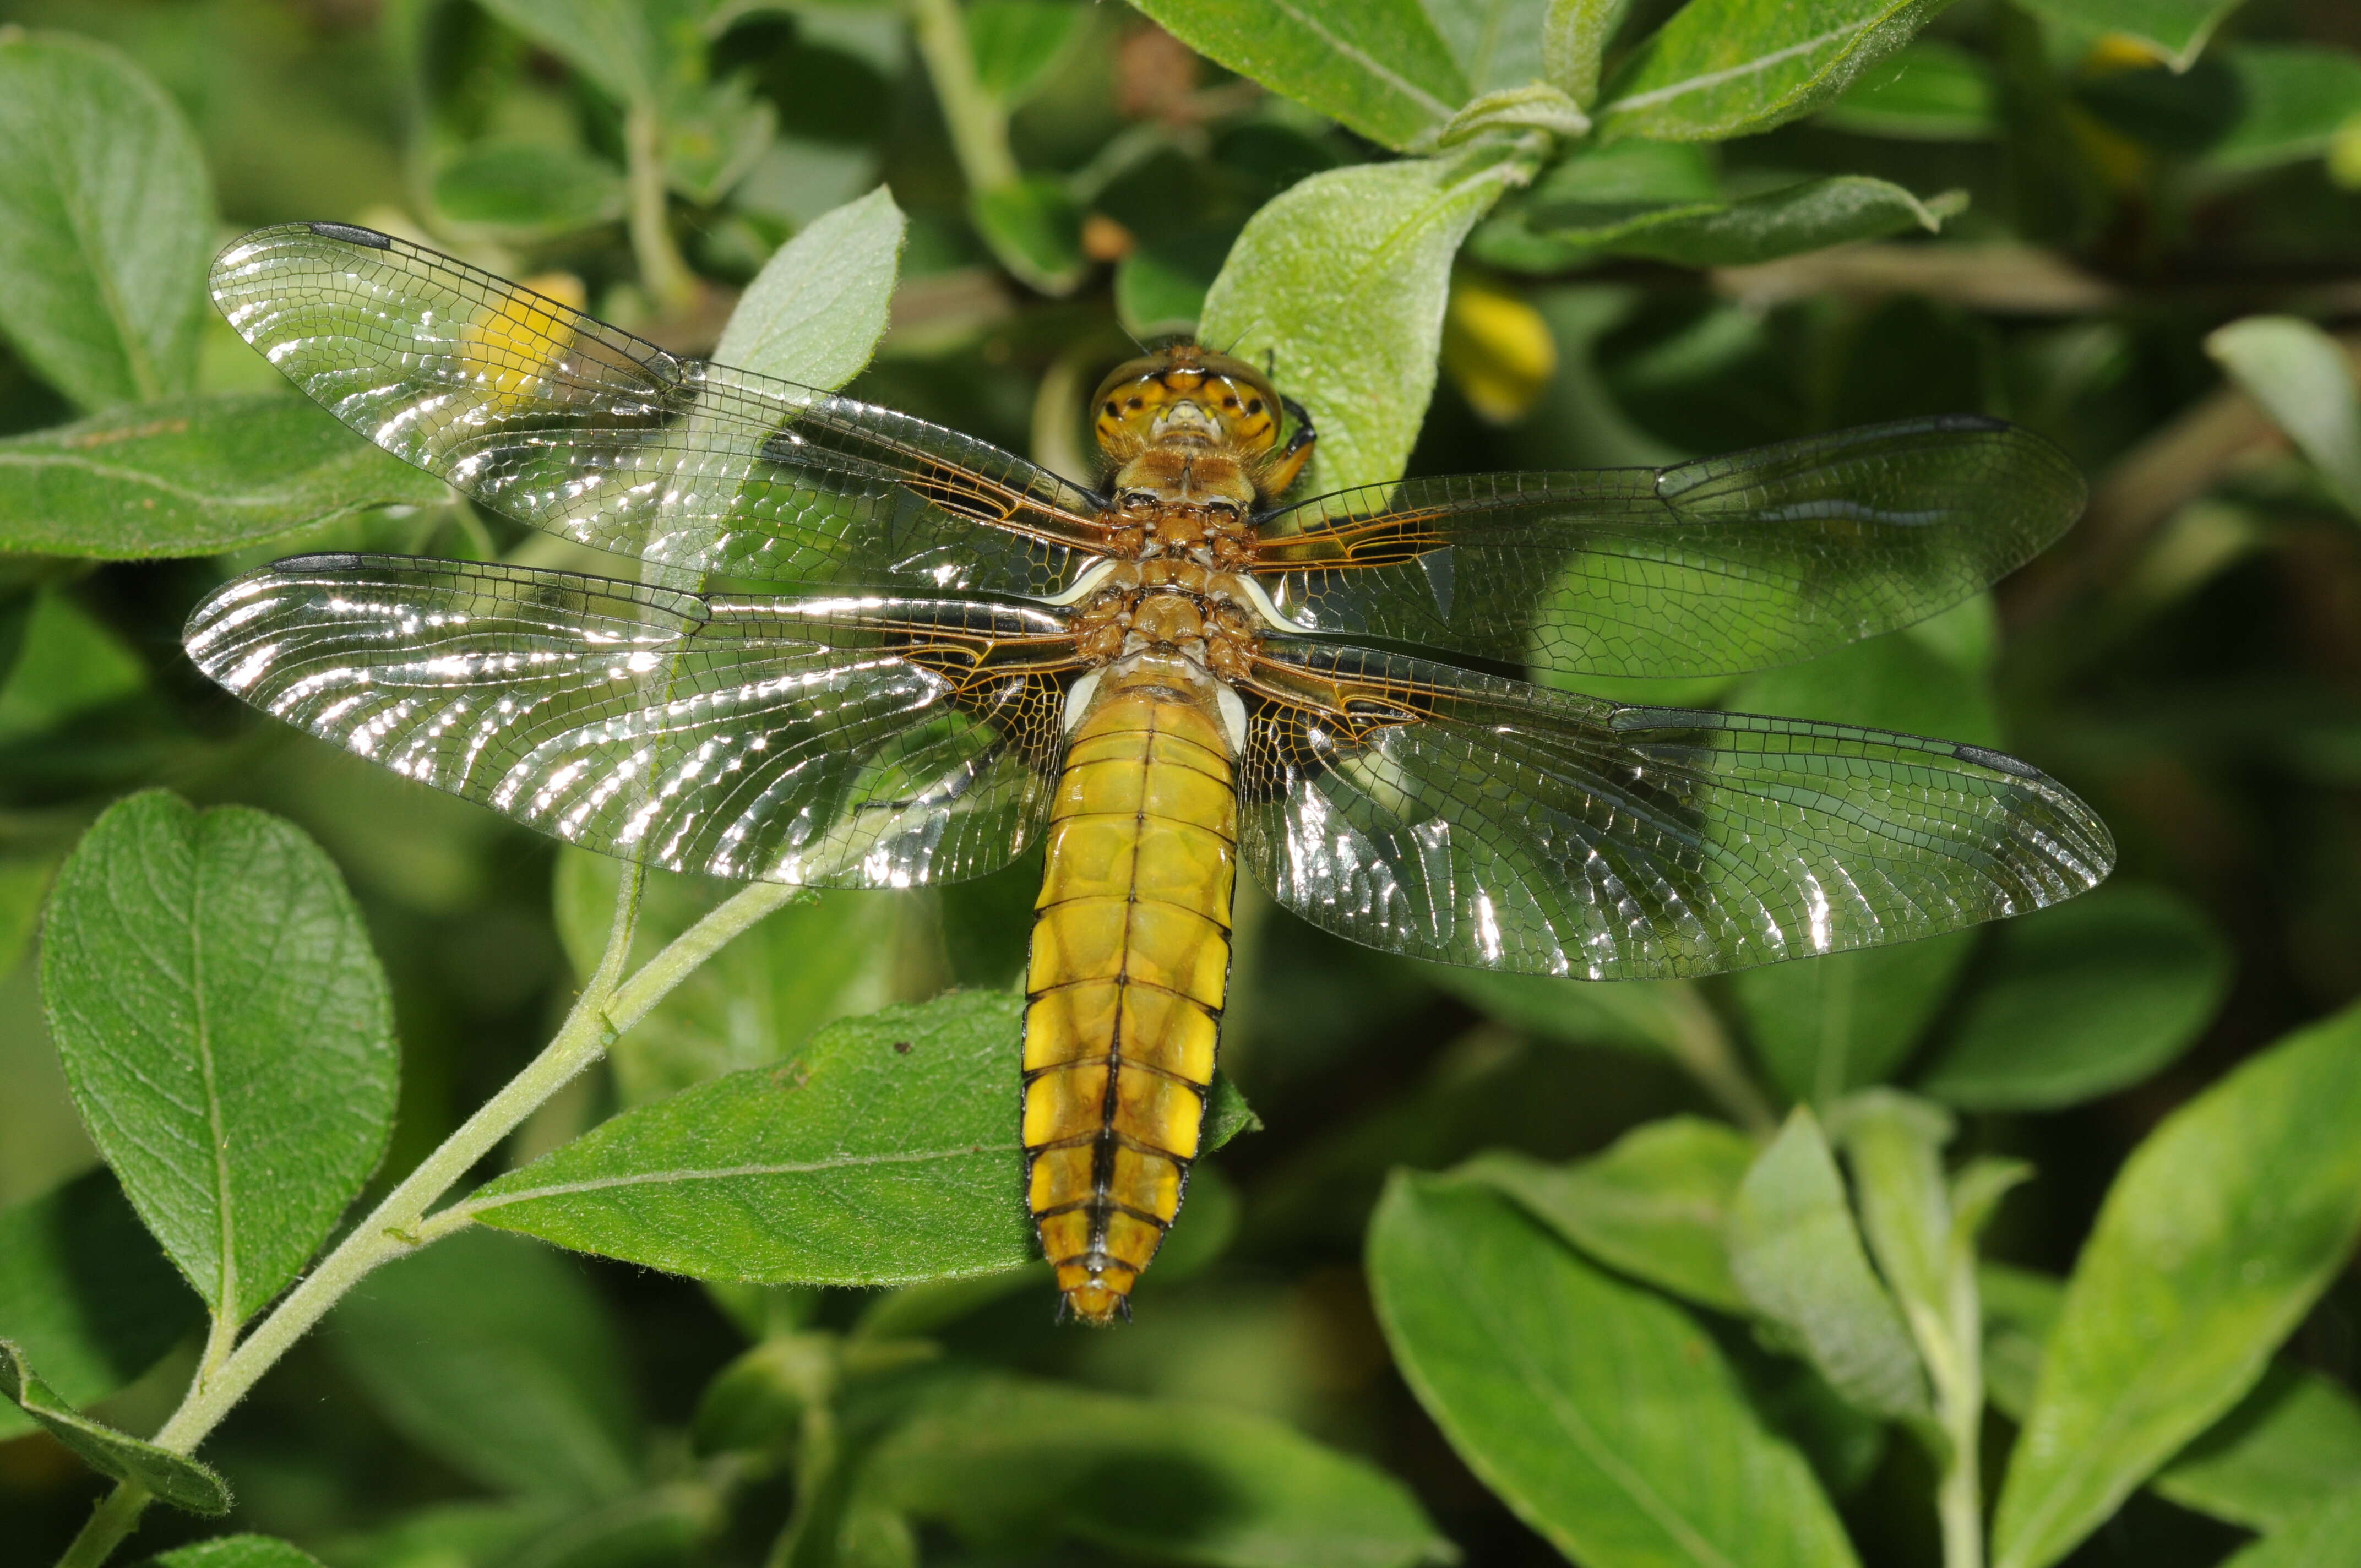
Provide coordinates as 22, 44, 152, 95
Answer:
717, 186, 905, 393
41, 792, 398, 1324
0, 1336, 229, 1514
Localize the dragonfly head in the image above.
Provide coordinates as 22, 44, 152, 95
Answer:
1092, 344, 1283, 462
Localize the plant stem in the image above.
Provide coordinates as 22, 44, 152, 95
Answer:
46, 866, 650, 1568
1661, 989, 1779, 1136
52, 1481, 148, 1568
625, 102, 697, 312
907, 0, 1016, 192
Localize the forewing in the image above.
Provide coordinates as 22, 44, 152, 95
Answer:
183, 554, 1078, 887
1250, 416, 2086, 679
1238, 640, 2113, 979
209, 223, 1114, 596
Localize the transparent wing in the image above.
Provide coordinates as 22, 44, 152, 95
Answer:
210, 223, 1118, 597
1249, 417, 2086, 679
183, 553, 1081, 887
1236, 639, 2113, 979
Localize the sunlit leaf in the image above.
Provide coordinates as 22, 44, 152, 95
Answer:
330, 1227, 643, 1502
0, 393, 447, 559
1917, 885, 2231, 1110
717, 185, 905, 394
2206, 315, 2361, 520
470, 992, 1034, 1284
853, 1368, 1456, 1568
1992, 1001, 2361, 1568
2219, 1486, 2361, 1568
1544, 0, 1639, 108
0, 31, 214, 410
1126, 0, 1469, 151
1729, 1109, 1933, 1424
1981, 1264, 2361, 1534
0, 1168, 203, 1442
1456, 1116, 1753, 1311
0, 1336, 229, 1514
1201, 140, 1534, 492
1369, 1173, 1862, 1567
1595, 0, 1956, 144
41, 791, 399, 1324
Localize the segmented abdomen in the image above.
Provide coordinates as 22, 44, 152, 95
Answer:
1021, 667, 1237, 1324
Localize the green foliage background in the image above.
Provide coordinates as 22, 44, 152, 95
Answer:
2, 1, 2361, 1566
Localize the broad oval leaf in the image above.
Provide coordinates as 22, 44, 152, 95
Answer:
41, 791, 398, 1324
469, 991, 1033, 1284
1127, 0, 1471, 151
1916, 884, 2230, 1111
1456, 1115, 1754, 1311
2204, 46, 2361, 173
0, 393, 447, 559
2012, 0, 2243, 74
1728, 1109, 1933, 1424
970, 0, 1086, 105
1991, 1001, 2361, 1568
2206, 315, 2361, 520
473, 0, 686, 107
1200, 141, 1535, 494
0, 30, 214, 410
2219, 1487, 2361, 1568
1817, 39, 1999, 140
0, 1336, 230, 1514
0, 1168, 203, 1441
329, 1227, 642, 1502
153, 1538, 330, 1568
717, 186, 906, 393
1595, 0, 1955, 144
853, 1368, 1454, 1568
433, 144, 629, 236
1369, 1173, 1862, 1568
1535, 175, 1957, 268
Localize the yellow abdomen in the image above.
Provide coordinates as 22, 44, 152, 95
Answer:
1022, 662, 1238, 1324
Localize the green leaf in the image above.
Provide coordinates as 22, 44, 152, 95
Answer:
470, 992, 1034, 1284
1981, 1264, 2361, 1534
1534, 175, 1958, 267
1125, 0, 1470, 151
41, 791, 399, 1324
716, 186, 905, 394
0, 1336, 230, 1514
1369, 1173, 1862, 1568
1114, 230, 1232, 341
1736, 935, 1975, 1106
0, 1168, 203, 1441
552, 852, 905, 1107
2012, 0, 2244, 73
2205, 46, 2361, 170
153, 1538, 330, 1568
474, 0, 706, 107
1200, 141, 1533, 493
0, 592, 143, 742
330, 1227, 642, 1502
2206, 315, 2361, 520
1829, 1092, 1957, 1343
433, 144, 628, 236
1729, 1109, 1933, 1424
1916, 885, 2231, 1110
1455, 1115, 1754, 1311
663, 73, 776, 204
1426, 0, 1551, 96
1595, 0, 1955, 144
1991, 1001, 2361, 1568
1816, 39, 1999, 140
853, 1369, 1453, 1568
970, 0, 1085, 104
1544, 0, 1638, 108
2220, 1485, 2361, 1568
969, 175, 1087, 296
2163, 1365, 2361, 1532
0, 31, 214, 410
1433, 968, 1705, 1055
0, 393, 449, 559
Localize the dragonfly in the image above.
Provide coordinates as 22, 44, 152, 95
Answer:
185, 221, 2113, 1324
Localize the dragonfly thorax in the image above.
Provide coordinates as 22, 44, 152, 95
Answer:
1071, 559, 1261, 685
